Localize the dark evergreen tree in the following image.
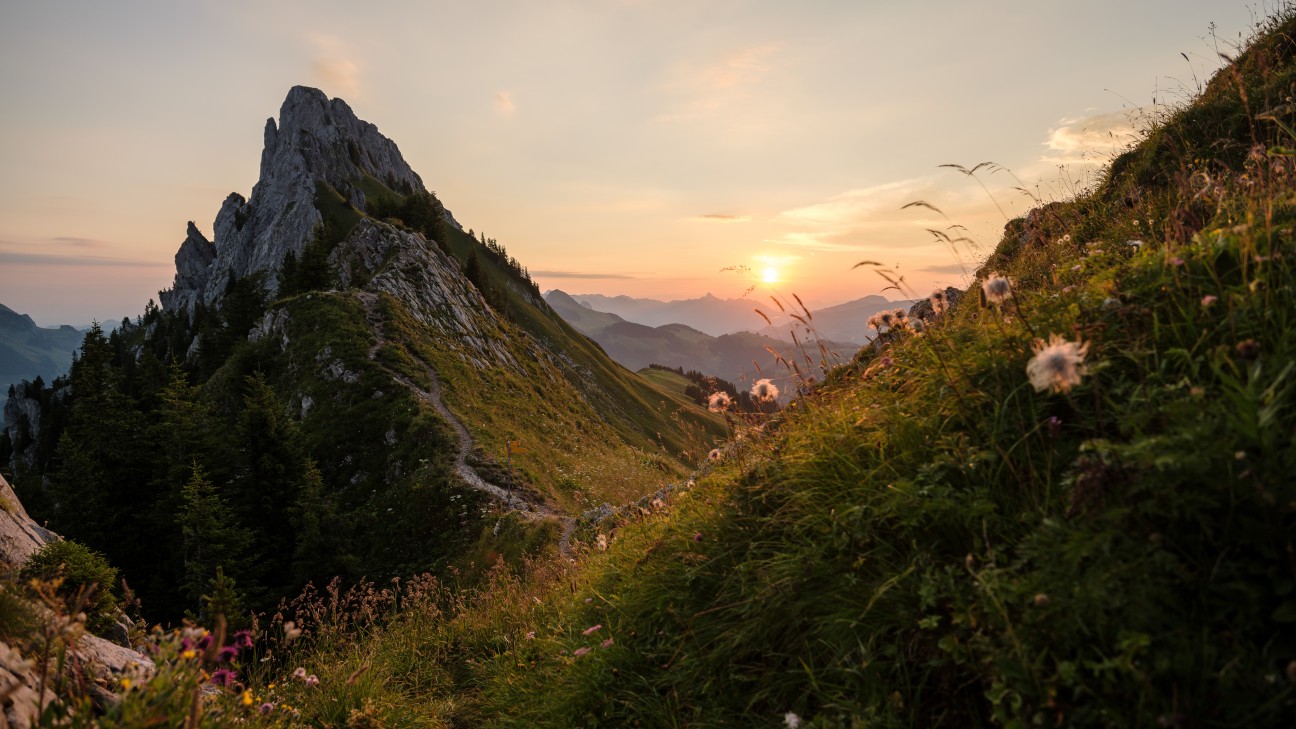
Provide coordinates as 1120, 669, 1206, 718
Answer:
178, 464, 254, 611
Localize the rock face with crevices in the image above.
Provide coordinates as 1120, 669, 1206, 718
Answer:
160, 85, 459, 312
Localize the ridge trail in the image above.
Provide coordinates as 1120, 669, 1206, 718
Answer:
355, 291, 578, 555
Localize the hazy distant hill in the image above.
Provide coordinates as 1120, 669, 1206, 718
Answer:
546, 290, 858, 391
0, 303, 83, 395
567, 291, 913, 344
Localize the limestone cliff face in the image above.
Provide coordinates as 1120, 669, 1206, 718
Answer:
160, 86, 457, 312
328, 219, 521, 369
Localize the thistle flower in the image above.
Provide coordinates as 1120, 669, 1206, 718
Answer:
707, 448, 723, 462
1026, 334, 1090, 393
909, 318, 925, 333
981, 274, 1012, 306
293, 667, 307, 681
283, 621, 302, 641
751, 378, 779, 402
929, 289, 948, 316
305, 675, 319, 687
891, 308, 909, 328
707, 391, 732, 412
867, 312, 882, 332
878, 310, 895, 329
210, 668, 237, 687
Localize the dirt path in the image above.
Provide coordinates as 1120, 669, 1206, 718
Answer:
356, 292, 577, 554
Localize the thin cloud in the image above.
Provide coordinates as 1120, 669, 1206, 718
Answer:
533, 270, 638, 280
1041, 109, 1142, 165
0, 250, 168, 268
309, 33, 362, 99
766, 232, 874, 253
495, 91, 516, 116
705, 41, 785, 90
777, 178, 929, 227
658, 41, 786, 121
918, 262, 974, 274
53, 236, 110, 249
691, 214, 750, 223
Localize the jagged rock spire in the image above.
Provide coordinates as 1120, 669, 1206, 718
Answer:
160, 86, 444, 312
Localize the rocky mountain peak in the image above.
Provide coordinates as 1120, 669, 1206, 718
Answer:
160, 86, 445, 312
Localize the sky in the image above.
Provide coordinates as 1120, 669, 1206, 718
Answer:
0, 0, 1272, 326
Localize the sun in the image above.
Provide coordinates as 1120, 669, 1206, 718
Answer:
762, 267, 780, 284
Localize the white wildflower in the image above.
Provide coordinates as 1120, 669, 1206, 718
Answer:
981, 274, 1012, 306
1026, 334, 1090, 393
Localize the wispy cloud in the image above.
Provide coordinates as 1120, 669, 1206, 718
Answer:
703, 41, 785, 90
532, 270, 638, 280
0, 250, 167, 268
659, 41, 786, 121
776, 178, 929, 227
1041, 109, 1143, 165
53, 236, 110, 249
918, 262, 974, 275
494, 90, 516, 116
309, 33, 362, 99
691, 213, 750, 223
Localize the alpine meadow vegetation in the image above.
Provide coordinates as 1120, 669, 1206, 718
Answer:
4, 7, 1296, 727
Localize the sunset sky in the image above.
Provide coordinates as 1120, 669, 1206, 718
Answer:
0, 1, 1264, 326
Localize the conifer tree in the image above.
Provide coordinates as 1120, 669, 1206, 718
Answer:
178, 464, 254, 610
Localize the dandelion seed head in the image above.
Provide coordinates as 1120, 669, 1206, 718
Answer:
982, 274, 1012, 306
707, 391, 732, 412
929, 289, 948, 315
1026, 334, 1090, 393
751, 378, 779, 402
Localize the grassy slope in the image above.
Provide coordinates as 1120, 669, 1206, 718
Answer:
244, 13, 1296, 728
76, 13, 1296, 728
300, 177, 726, 513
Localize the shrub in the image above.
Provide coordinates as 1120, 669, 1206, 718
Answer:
21, 540, 119, 634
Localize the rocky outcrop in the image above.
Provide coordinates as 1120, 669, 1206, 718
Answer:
907, 286, 964, 321
161, 86, 459, 312
0, 474, 152, 726
0, 474, 57, 569
2, 387, 42, 475
330, 220, 519, 368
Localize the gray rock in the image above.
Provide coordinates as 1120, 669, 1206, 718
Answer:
161, 86, 460, 312
3, 387, 43, 475
907, 286, 964, 321
0, 473, 58, 569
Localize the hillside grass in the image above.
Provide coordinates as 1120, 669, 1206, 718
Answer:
236, 12, 1296, 726
35, 10, 1296, 727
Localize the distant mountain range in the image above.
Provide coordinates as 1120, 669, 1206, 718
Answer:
546, 290, 860, 391
0, 303, 84, 395
563, 292, 914, 345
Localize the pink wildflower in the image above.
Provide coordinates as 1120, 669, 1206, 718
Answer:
1201, 295, 1218, 308
601, 637, 615, 648
582, 624, 603, 636
572, 647, 591, 658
